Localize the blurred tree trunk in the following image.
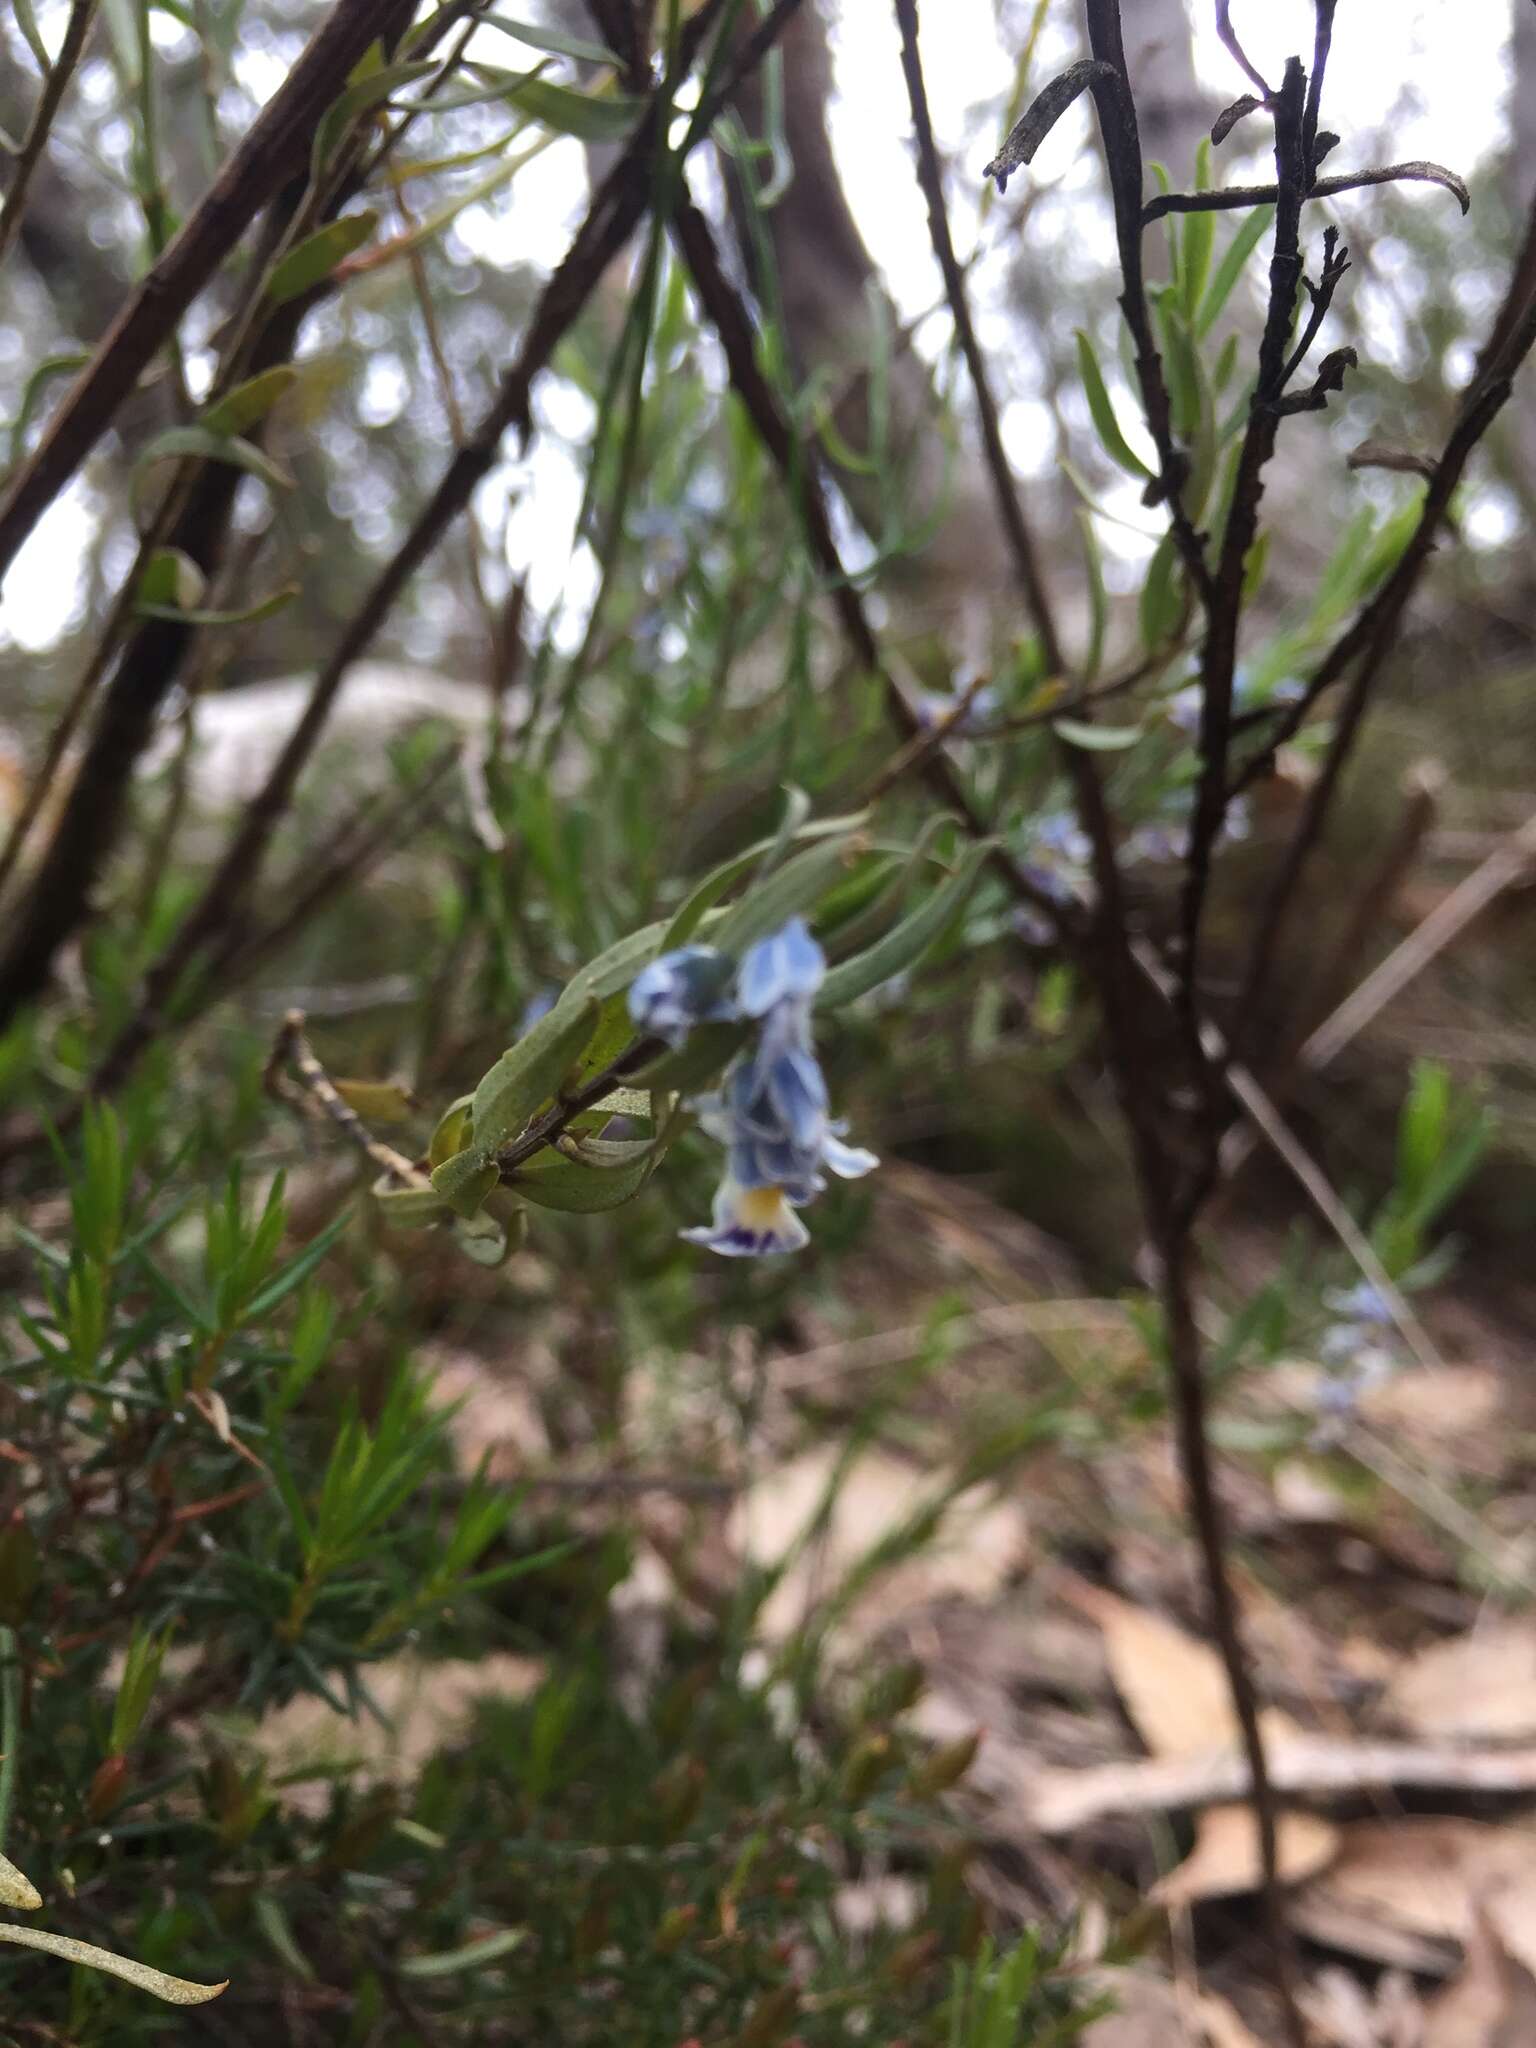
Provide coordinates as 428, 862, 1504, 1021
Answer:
1118, 0, 1207, 183
1505, 0, 1536, 506
726, 2, 1013, 641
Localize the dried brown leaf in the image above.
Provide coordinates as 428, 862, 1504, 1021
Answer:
1386, 1621, 1536, 1744
1292, 1820, 1536, 1980
1151, 1802, 1339, 1908
1423, 1899, 1536, 2048
1068, 1584, 1298, 1759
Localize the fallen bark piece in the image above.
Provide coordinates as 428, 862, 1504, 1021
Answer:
1021, 1738, 1536, 1832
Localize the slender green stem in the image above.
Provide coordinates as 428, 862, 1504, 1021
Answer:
0, 1625, 20, 1855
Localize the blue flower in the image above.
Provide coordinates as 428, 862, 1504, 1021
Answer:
628, 943, 738, 1048
1324, 1281, 1392, 1329
1018, 810, 1092, 906
736, 917, 824, 1018
681, 918, 876, 1258
682, 1177, 811, 1258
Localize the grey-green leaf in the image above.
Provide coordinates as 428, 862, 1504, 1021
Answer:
819, 842, 992, 1010
267, 212, 379, 306
470, 996, 601, 1155
429, 1152, 500, 1219
1052, 715, 1145, 751
712, 834, 861, 955
0, 1922, 227, 2003
132, 427, 292, 511
1075, 329, 1152, 480
200, 367, 298, 437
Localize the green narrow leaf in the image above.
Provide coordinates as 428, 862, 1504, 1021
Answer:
398, 1928, 526, 1979
132, 427, 292, 511
429, 1151, 500, 1219
372, 1180, 452, 1226
136, 547, 205, 612
632, 1020, 749, 1094
470, 996, 601, 1156
9, 350, 88, 463
513, 1149, 657, 1213
1197, 203, 1275, 339
267, 211, 379, 306
712, 834, 862, 955
312, 58, 438, 174
136, 584, 300, 628
819, 843, 991, 1011
428, 1095, 475, 1170
1074, 330, 1152, 480
200, 367, 298, 437
455, 65, 641, 140
1137, 533, 1182, 654
661, 811, 869, 950
10, 0, 49, 73
1181, 140, 1215, 318
476, 15, 617, 66
0, 1923, 227, 2004
1052, 716, 1145, 751
1077, 509, 1108, 683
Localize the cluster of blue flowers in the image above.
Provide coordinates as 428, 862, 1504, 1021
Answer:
628, 919, 877, 1257
1311, 1280, 1399, 1439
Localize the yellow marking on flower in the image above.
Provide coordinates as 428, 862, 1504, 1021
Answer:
736, 1184, 792, 1231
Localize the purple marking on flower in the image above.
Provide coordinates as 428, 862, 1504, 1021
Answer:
681, 1178, 811, 1257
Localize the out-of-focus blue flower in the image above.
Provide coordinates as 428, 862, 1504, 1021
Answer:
673, 918, 876, 1258
628, 943, 738, 1048
1324, 1281, 1392, 1328
737, 917, 824, 1018
682, 1176, 811, 1257
1019, 810, 1093, 906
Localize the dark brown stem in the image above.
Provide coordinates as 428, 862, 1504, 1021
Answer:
1301, 1, 1339, 186
1143, 159, 1470, 222
1175, 60, 1306, 1107
0, 0, 392, 585
0, 0, 101, 273
893, 0, 1063, 675
1214, 0, 1274, 103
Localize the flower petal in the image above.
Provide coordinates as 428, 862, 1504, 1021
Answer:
737, 919, 825, 1017
682, 1178, 811, 1257
822, 1132, 878, 1180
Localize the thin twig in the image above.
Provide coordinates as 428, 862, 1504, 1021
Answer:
1214, 0, 1274, 104
264, 1011, 423, 1187
0, 0, 392, 584
1143, 159, 1471, 222
1229, 281, 1536, 1052
0, 1625, 19, 1858
0, 0, 102, 273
